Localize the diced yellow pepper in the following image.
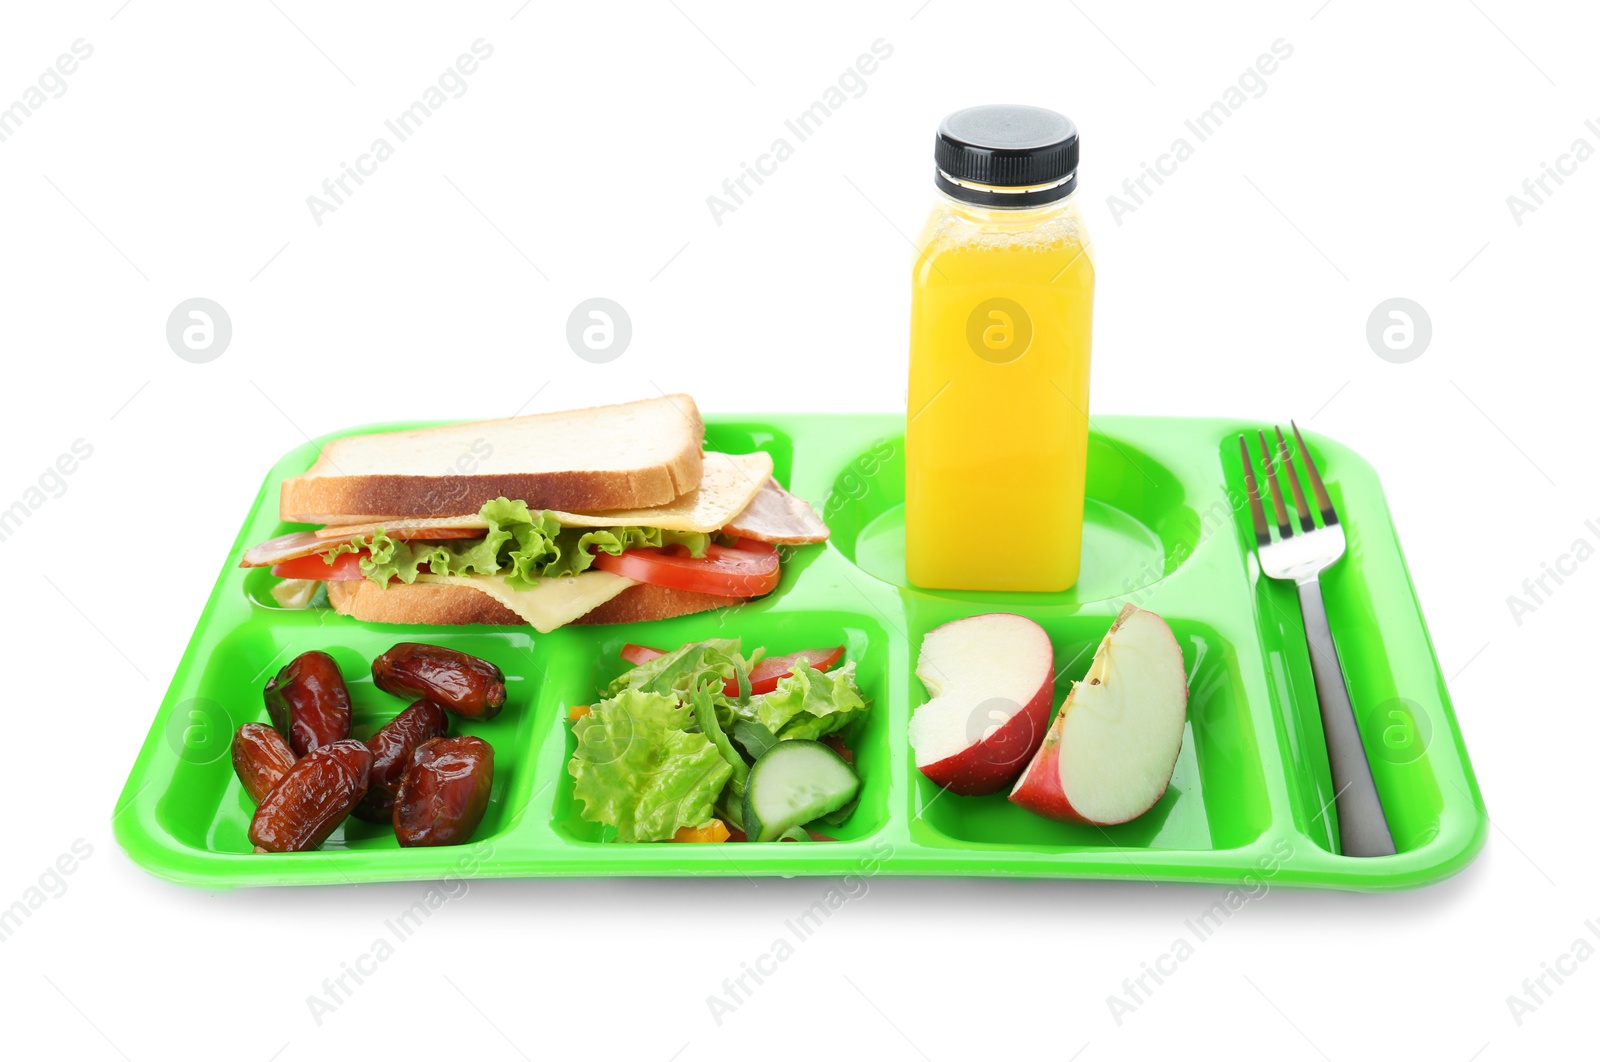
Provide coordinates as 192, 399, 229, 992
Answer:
672, 820, 731, 843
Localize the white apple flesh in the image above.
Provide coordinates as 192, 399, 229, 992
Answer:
1009, 604, 1188, 825
909, 613, 1054, 796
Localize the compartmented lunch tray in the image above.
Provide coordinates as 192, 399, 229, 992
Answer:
113, 414, 1487, 890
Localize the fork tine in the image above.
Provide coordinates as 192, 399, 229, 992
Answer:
1257, 431, 1293, 537
1238, 435, 1271, 547
1290, 420, 1338, 526
1274, 426, 1315, 532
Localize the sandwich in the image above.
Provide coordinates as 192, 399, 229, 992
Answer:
239, 395, 828, 631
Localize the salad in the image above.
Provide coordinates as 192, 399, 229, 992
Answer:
567, 639, 871, 842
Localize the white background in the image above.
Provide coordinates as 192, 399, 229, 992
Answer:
1, 1, 1594, 1059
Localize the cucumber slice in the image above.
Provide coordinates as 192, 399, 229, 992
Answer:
741, 739, 860, 842
815, 794, 859, 827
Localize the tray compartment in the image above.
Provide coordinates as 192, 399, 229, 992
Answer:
547, 607, 894, 845
825, 431, 1207, 606
900, 597, 1273, 853
1218, 429, 1453, 857
704, 421, 797, 487
155, 614, 552, 856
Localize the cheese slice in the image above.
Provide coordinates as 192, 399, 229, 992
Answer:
315, 451, 774, 539
414, 570, 635, 633
551, 450, 773, 531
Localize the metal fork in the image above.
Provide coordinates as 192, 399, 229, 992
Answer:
1239, 423, 1395, 858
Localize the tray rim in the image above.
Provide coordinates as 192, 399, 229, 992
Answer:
112, 412, 1488, 892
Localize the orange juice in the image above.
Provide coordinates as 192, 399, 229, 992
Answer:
906, 106, 1094, 592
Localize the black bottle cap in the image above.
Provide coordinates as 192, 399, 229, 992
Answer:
934, 104, 1079, 207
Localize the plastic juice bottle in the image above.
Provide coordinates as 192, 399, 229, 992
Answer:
906, 105, 1094, 593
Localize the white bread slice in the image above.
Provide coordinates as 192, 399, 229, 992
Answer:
311, 451, 774, 539
281, 395, 704, 522
326, 578, 740, 627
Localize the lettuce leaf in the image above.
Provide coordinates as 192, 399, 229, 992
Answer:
567, 689, 733, 842
541, 525, 709, 579
323, 497, 709, 591
730, 719, 778, 762
739, 661, 868, 741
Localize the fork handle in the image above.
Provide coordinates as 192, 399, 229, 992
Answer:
1296, 578, 1396, 857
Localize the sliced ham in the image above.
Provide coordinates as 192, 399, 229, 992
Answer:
240, 530, 335, 568
723, 480, 829, 545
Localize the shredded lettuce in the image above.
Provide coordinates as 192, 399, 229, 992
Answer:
730, 719, 779, 762
692, 678, 749, 791
323, 497, 709, 590
567, 689, 733, 842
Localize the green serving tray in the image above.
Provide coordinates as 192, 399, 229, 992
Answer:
114, 414, 1487, 890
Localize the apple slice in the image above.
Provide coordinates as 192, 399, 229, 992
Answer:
909, 613, 1054, 795
1009, 604, 1188, 825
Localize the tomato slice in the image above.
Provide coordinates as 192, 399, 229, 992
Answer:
617, 643, 843, 697
270, 550, 368, 581
620, 644, 665, 666
821, 734, 854, 765
591, 543, 780, 598
742, 646, 845, 696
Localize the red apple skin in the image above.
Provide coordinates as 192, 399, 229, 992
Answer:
1007, 727, 1081, 822
1008, 726, 1172, 825
917, 671, 1053, 796
1008, 605, 1188, 825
